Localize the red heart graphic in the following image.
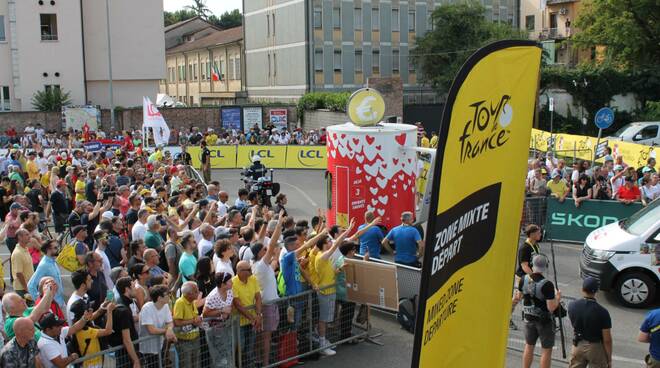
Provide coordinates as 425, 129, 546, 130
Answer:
341, 134, 346, 139
381, 163, 387, 169
332, 133, 337, 140
375, 145, 382, 151
352, 138, 360, 145
407, 158, 412, 163
392, 158, 399, 165
365, 135, 375, 145
395, 133, 406, 146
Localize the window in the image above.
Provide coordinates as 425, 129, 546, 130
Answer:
427, 11, 433, 30
189, 64, 193, 80
392, 9, 400, 31
272, 14, 275, 36
355, 50, 362, 72
234, 56, 240, 79
201, 62, 206, 80
313, 8, 322, 28
333, 7, 341, 29
525, 15, 535, 31
268, 54, 272, 77
634, 126, 659, 141
372, 50, 380, 74
273, 53, 277, 77
354, 8, 362, 30
408, 11, 415, 31
409, 56, 415, 72
1, 86, 10, 111
44, 85, 60, 93
219, 60, 224, 79
193, 63, 198, 80
207, 62, 211, 80
267, 14, 270, 36
0, 15, 5, 42
40, 14, 58, 40
314, 49, 323, 71
392, 50, 400, 71
372, 8, 379, 30
333, 50, 342, 71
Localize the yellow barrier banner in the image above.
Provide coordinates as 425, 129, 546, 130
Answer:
188, 146, 237, 169
412, 41, 541, 367
285, 146, 327, 169
236, 145, 288, 168
530, 128, 657, 167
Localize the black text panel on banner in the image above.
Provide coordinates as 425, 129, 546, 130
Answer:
411, 40, 541, 368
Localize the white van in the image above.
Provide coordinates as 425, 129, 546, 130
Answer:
608, 122, 660, 146
580, 199, 660, 308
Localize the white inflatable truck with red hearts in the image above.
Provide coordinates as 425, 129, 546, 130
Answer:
326, 122, 419, 233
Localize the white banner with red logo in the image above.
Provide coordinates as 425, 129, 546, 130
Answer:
143, 96, 170, 146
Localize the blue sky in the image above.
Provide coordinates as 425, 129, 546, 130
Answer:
163, 0, 242, 15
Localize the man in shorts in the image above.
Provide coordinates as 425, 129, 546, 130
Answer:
519, 255, 562, 368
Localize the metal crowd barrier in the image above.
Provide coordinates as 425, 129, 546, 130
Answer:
68, 285, 370, 368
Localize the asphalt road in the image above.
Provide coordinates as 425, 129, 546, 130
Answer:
1, 168, 655, 367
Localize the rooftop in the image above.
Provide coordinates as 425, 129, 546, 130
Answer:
166, 26, 243, 53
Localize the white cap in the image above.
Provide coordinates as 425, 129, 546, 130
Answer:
101, 211, 115, 219
252, 155, 261, 163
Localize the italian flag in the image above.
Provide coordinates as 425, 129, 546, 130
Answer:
211, 65, 221, 81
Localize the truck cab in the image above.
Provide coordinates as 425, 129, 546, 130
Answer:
609, 122, 660, 146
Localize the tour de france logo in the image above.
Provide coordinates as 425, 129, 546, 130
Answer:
458, 95, 513, 163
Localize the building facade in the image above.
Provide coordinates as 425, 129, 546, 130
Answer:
244, 0, 520, 103
521, 0, 592, 65
160, 25, 245, 106
0, 0, 165, 112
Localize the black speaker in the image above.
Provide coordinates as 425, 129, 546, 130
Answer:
43, 72, 48, 77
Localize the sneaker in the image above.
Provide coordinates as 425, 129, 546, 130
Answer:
319, 347, 336, 356
509, 319, 518, 330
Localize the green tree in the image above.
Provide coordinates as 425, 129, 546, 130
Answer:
185, 0, 211, 19
572, 0, 660, 68
31, 88, 71, 111
209, 9, 242, 29
411, 2, 526, 94
164, 9, 197, 27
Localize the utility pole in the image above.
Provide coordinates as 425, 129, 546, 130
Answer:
105, 0, 115, 132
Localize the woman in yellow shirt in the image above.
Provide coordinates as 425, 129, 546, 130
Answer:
314, 218, 354, 356
70, 299, 116, 368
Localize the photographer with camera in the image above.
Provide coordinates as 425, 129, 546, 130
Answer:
592, 175, 612, 200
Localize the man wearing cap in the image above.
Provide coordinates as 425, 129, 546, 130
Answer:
200, 140, 211, 182
37, 310, 92, 368
567, 277, 612, 368
27, 240, 66, 308
617, 176, 641, 205
519, 254, 562, 368
546, 169, 570, 202
48, 179, 70, 234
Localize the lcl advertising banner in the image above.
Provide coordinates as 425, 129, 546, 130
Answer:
411, 41, 542, 368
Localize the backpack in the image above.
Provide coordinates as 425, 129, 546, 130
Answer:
521, 275, 552, 321
397, 296, 417, 333
277, 271, 287, 297
57, 241, 83, 272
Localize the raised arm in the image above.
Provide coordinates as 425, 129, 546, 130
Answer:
321, 218, 355, 260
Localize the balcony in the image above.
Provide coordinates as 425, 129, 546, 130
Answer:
539, 28, 565, 40
546, 0, 577, 4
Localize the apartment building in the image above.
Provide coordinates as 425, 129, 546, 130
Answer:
0, 0, 165, 112
521, 0, 592, 65
160, 23, 245, 106
244, 0, 519, 103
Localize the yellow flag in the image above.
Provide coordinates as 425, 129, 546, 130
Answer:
412, 41, 542, 367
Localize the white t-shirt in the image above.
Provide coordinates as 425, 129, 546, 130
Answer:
198, 238, 214, 259
611, 177, 625, 198
239, 245, 254, 262
642, 184, 660, 201
252, 259, 279, 302
217, 201, 229, 217
38, 327, 70, 368
139, 302, 173, 355
95, 248, 113, 289
37, 157, 49, 174
132, 221, 147, 241
66, 293, 86, 325
212, 255, 234, 276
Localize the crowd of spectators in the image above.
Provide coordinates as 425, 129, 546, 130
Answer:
526, 152, 659, 206
0, 137, 414, 368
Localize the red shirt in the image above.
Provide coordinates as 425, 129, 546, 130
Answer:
618, 185, 641, 200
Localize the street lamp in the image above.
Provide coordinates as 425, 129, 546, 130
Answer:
105, 0, 115, 133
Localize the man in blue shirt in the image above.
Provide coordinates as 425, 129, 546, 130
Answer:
27, 239, 65, 308
639, 307, 660, 367
354, 211, 384, 259
382, 211, 423, 267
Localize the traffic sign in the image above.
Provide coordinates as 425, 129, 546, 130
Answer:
594, 107, 614, 130
347, 88, 386, 127
595, 140, 609, 159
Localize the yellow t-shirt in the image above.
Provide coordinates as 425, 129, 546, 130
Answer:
172, 296, 200, 340
307, 248, 320, 287
75, 179, 86, 202
206, 134, 218, 145
430, 135, 439, 149
11, 245, 34, 291
546, 179, 569, 198
75, 328, 102, 367
26, 160, 40, 181
315, 256, 336, 295
231, 275, 260, 326
40, 171, 51, 189
420, 137, 430, 148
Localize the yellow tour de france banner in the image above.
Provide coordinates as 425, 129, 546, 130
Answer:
236, 145, 288, 168
411, 41, 541, 368
530, 128, 657, 168
285, 146, 327, 169
187, 146, 238, 169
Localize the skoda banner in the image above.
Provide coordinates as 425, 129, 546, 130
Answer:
412, 41, 541, 368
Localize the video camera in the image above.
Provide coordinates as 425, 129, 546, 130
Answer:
240, 168, 280, 207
